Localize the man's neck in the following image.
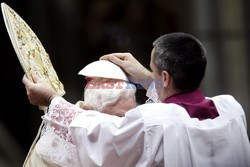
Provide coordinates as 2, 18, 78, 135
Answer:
161, 88, 180, 102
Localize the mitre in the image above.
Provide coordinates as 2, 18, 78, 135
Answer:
78, 60, 128, 81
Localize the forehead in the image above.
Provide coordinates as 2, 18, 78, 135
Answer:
151, 48, 156, 61
150, 48, 156, 67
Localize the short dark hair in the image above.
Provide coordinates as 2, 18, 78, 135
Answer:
153, 32, 207, 92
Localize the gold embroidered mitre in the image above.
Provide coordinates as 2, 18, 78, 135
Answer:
1, 2, 65, 96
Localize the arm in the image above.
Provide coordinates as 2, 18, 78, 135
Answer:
22, 74, 85, 141
100, 53, 153, 89
42, 97, 83, 141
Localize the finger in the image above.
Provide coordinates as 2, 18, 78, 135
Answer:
111, 53, 128, 60
31, 73, 39, 83
109, 56, 126, 67
100, 53, 127, 60
22, 74, 33, 87
99, 55, 110, 60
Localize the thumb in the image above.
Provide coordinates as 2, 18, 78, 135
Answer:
110, 56, 125, 67
22, 74, 33, 87
31, 73, 41, 83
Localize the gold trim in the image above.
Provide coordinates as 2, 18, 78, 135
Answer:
1, 3, 65, 96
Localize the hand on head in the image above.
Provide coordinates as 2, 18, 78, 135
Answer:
22, 73, 59, 106
100, 53, 153, 89
100, 53, 152, 81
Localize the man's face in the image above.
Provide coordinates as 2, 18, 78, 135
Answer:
150, 48, 164, 101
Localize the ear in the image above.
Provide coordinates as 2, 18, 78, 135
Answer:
161, 70, 170, 88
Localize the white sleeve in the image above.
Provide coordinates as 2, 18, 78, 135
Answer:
36, 96, 82, 167
43, 96, 83, 142
69, 109, 145, 167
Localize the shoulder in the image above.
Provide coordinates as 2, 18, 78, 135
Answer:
209, 94, 238, 103
127, 103, 191, 124
208, 94, 245, 118
209, 94, 243, 110
135, 102, 186, 114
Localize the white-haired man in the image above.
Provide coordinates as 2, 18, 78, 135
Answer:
23, 61, 137, 167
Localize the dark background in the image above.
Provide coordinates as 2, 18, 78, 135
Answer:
0, 0, 249, 166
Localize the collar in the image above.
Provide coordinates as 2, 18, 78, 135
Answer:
163, 89, 219, 120
164, 89, 205, 103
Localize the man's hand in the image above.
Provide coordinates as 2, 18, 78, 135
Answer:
22, 74, 59, 106
100, 53, 153, 87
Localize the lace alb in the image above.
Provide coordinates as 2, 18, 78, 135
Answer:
35, 98, 82, 167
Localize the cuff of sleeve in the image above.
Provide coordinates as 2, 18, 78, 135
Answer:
48, 96, 66, 112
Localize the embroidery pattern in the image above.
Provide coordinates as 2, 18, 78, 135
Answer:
1, 3, 65, 96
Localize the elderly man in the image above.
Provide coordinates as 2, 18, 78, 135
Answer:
23, 32, 250, 167
23, 60, 136, 167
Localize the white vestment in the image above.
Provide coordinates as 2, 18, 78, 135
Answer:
23, 102, 84, 167
43, 93, 250, 167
